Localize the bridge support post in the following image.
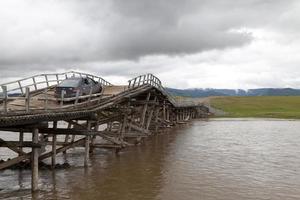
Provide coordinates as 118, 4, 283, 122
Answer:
84, 121, 91, 167
31, 128, 39, 192
163, 101, 166, 121
154, 107, 160, 132
52, 121, 57, 169
140, 93, 151, 128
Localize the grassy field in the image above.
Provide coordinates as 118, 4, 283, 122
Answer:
210, 96, 300, 119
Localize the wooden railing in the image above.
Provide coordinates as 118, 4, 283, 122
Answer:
128, 74, 199, 107
0, 71, 112, 97
0, 71, 112, 114
0, 72, 201, 114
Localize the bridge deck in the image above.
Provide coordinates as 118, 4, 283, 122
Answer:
3, 85, 129, 111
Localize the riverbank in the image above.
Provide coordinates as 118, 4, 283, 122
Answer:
209, 96, 300, 119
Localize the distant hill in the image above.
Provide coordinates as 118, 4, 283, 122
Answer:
166, 88, 300, 97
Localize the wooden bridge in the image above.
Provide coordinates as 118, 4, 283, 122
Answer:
0, 71, 208, 192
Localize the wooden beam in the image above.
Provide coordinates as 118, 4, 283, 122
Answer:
128, 122, 150, 135
0, 141, 41, 148
0, 153, 31, 170
0, 138, 26, 155
146, 106, 155, 130
39, 138, 85, 161
140, 92, 151, 127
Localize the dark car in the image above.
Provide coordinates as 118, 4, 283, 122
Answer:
55, 77, 102, 99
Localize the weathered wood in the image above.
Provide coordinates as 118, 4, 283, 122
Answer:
146, 106, 155, 130
39, 138, 85, 161
0, 71, 208, 195
0, 141, 41, 148
52, 121, 57, 168
92, 144, 122, 149
18, 81, 24, 94
1, 86, 7, 114
32, 77, 37, 91
19, 131, 24, 155
44, 88, 48, 111
154, 107, 160, 132
63, 123, 72, 154
128, 122, 150, 135
140, 92, 151, 127
0, 138, 26, 155
25, 87, 30, 113
0, 153, 31, 170
32, 128, 39, 192
84, 121, 91, 167
163, 100, 166, 120
45, 75, 49, 87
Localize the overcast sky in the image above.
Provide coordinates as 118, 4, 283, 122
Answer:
0, 0, 299, 89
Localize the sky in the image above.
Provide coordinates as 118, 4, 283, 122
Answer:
0, 0, 299, 89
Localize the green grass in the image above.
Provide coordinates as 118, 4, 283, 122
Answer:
210, 96, 300, 119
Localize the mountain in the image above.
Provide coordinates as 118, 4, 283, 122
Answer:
166, 88, 300, 97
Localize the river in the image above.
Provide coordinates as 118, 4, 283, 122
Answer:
1, 118, 300, 200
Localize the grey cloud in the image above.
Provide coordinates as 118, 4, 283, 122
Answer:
0, 0, 297, 80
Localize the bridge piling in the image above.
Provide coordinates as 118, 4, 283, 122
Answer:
31, 128, 39, 192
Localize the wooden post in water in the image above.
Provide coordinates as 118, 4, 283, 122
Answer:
31, 128, 39, 192
84, 121, 91, 167
52, 121, 57, 169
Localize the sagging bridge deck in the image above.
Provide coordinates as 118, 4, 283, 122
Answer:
0, 71, 208, 192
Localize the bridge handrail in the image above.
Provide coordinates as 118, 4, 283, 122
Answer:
128, 74, 199, 107
0, 71, 112, 96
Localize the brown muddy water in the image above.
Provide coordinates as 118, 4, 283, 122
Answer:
1, 118, 300, 200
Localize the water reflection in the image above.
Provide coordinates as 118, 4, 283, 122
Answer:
1, 119, 300, 200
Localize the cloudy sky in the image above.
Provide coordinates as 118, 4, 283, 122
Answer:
0, 0, 299, 89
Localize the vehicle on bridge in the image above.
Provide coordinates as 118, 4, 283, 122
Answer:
55, 77, 102, 99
